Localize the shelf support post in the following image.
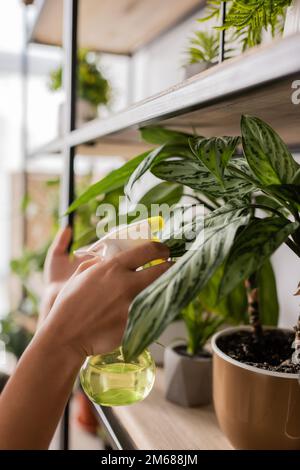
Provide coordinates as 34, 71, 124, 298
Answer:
59, 0, 79, 451
219, 1, 227, 63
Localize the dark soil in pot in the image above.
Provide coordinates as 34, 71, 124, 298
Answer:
217, 329, 300, 373
173, 345, 212, 359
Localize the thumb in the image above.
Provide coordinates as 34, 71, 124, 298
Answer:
51, 226, 72, 255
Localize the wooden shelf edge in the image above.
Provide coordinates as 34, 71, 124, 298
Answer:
28, 34, 300, 158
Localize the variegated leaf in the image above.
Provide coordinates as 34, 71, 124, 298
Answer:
152, 158, 253, 198
162, 199, 250, 257
122, 205, 250, 361
241, 115, 299, 185
190, 136, 240, 183
124, 145, 195, 200
219, 217, 299, 298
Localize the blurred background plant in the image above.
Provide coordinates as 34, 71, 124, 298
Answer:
201, 0, 292, 51
0, 174, 99, 359
186, 30, 219, 66
49, 48, 111, 108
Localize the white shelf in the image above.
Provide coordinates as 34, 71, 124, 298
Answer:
29, 0, 202, 55
28, 34, 300, 160
95, 368, 232, 450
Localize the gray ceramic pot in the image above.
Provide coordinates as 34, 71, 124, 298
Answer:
184, 62, 214, 79
164, 344, 212, 407
149, 320, 187, 366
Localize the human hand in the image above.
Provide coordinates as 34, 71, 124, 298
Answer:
40, 227, 89, 324
40, 241, 171, 360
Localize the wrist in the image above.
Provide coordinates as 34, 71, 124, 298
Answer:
34, 320, 86, 370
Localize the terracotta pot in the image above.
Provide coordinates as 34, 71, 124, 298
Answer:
75, 390, 99, 435
164, 344, 212, 407
212, 326, 300, 450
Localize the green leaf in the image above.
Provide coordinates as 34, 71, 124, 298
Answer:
66, 151, 149, 214
190, 136, 240, 183
140, 127, 194, 145
138, 182, 183, 208
257, 260, 279, 327
198, 264, 247, 324
125, 146, 165, 200
162, 199, 250, 258
265, 184, 300, 206
219, 217, 299, 298
125, 144, 195, 200
122, 204, 250, 361
152, 158, 253, 198
72, 229, 97, 252
241, 115, 299, 185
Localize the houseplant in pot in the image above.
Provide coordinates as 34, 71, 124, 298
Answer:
200, 0, 293, 51
49, 49, 111, 134
184, 31, 219, 79
68, 116, 299, 448
165, 296, 221, 407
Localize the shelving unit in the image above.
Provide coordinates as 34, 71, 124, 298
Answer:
28, 33, 300, 161
28, 0, 202, 54
95, 369, 231, 450
24, 0, 300, 451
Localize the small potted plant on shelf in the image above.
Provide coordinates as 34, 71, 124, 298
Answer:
164, 262, 255, 407
200, 0, 293, 51
49, 49, 111, 134
184, 31, 219, 79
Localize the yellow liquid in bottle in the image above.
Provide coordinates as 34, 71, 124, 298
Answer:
80, 348, 155, 406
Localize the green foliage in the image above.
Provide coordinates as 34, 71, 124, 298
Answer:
181, 299, 224, 355
219, 217, 299, 298
0, 313, 33, 359
122, 204, 250, 360
191, 136, 240, 183
200, 1, 292, 51
66, 115, 299, 361
241, 115, 299, 185
49, 49, 111, 107
2, 174, 98, 358
257, 259, 279, 326
186, 30, 219, 65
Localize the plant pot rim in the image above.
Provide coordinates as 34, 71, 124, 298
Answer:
166, 342, 212, 362
212, 326, 299, 379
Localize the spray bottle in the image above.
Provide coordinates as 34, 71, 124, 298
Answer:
78, 217, 164, 407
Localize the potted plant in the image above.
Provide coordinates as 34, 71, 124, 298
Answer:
164, 298, 222, 407
68, 115, 300, 448
184, 31, 219, 79
49, 49, 111, 134
200, 0, 293, 51
164, 261, 253, 407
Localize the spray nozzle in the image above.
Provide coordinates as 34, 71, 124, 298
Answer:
74, 216, 164, 261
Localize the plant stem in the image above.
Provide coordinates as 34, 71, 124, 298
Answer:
285, 238, 300, 258
245, 272, 262, 337
292, 315, 300, 365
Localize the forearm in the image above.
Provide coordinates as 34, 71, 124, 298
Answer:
0, 323, 84, 449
